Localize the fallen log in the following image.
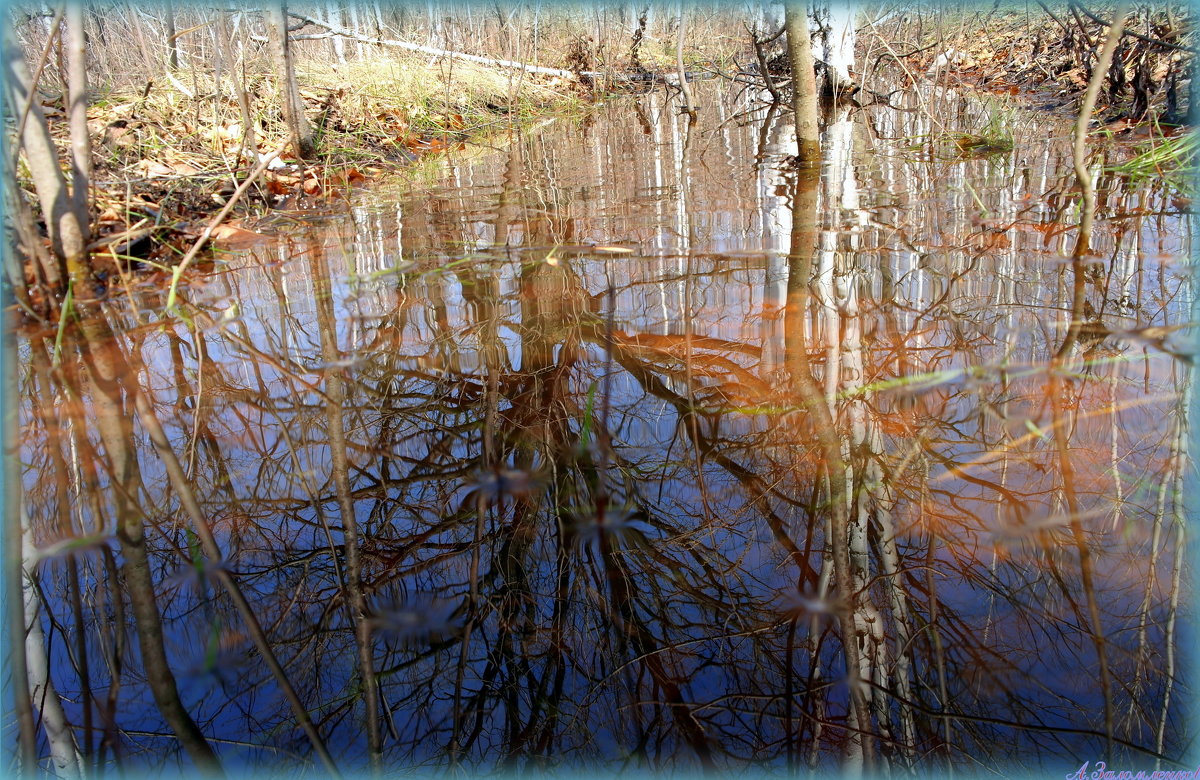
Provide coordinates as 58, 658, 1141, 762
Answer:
265, 11, 586, 79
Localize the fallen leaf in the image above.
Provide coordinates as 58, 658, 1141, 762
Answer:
135, 160, 176, 177
104, 125, 136, 148
265, 177, 292, 196
209, 224, 265, 246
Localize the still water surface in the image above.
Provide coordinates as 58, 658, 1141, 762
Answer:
18, 83, 1193, 774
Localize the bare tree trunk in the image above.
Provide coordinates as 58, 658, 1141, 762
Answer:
813, 3, 856, 95
326, 2, 346, 63
785, 1, 820, 165
347, 2, 364, 58
4, 180, 56, 310
268, 2, 315, 159
2, 24, 84, 288
1071, 4, 1127, 259
165, 0, 179, 69
65, 4, 91, 257
674, 1, 695, 120
371, 1, 384, 38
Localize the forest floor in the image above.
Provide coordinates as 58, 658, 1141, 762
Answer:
886, 5, 1192, 126
72, 54, 594, 278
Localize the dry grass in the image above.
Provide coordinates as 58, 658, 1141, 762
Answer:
303, 52, 586, 140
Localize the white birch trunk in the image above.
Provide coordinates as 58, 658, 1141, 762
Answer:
347, 3, 364, 58
326, 2, 346, 63
22, 505, 84, 779
813, 3, 856, 93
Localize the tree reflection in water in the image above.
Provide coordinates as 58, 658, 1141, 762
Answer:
15, 83, 1191, 775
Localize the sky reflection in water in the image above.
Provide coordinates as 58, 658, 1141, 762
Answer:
18, 83, 1193, 775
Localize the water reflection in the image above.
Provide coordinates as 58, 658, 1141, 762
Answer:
17, 83, 1192, 774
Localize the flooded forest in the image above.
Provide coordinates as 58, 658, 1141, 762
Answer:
3, 1, 1196, 777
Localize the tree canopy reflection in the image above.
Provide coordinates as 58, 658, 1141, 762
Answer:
15, 83, 1191, 775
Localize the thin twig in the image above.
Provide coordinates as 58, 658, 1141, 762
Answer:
165, 142, 286, 310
